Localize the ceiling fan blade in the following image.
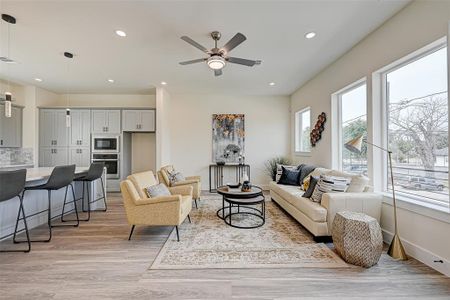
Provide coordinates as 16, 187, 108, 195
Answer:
214, 69, 223, 76
181, 36, 209, 53
227, 57, 258, 67
179, 58, 206, 65
222, 33, 246, 53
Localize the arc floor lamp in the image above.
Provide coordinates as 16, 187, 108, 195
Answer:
345, 134, 408, 261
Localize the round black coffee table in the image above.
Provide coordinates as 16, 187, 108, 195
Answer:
216, 186, 265, 229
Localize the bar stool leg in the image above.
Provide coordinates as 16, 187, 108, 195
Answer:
3, 194, 31, 252
53, 185, 79, 227
81, 181, 86, 212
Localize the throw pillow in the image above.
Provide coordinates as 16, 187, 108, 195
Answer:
302, 176, 319, 198
145, 183, 171, 198
277, 166, 301, 186
298, 164, 316, 185
167, 170, 185, 185
275, 164, 297, 182
311, 175, 351, 203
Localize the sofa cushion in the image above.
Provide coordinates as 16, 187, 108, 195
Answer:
128, 171, 159, 198
277, 166, 301, 186
302, 176, 319, 198
275, 164, 297, 182
328, 170, 369, 192
302, 167, 332, 190
311, 175, 350, 203
270, 182, 327, 222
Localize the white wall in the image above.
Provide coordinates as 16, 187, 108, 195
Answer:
156, 87, 172, 169
290, 1, 450, 275
131, 133, 156, 174
169, 93, 290, 190
41, 93, 155, 108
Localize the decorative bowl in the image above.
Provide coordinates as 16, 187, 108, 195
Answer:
227, 183, 241, 189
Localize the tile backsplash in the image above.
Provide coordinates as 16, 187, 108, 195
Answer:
0, 148, 34, 166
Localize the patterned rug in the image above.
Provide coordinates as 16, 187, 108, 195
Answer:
150, 194, 347, 269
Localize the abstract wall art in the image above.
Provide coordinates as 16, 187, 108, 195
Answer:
212, 114, 245, 163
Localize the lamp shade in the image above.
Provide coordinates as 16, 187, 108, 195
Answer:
344, 134, 364, 154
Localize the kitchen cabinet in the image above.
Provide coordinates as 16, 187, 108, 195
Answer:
69, 148, 91, 167
91, 110, 121, 134
39, 109, 68, 147
70, 110, 91, 147
39, 147, 68, 167
0, 105, 22, 148
122, 109, 155, 132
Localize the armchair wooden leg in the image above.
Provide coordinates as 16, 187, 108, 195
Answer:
187, 214, 191, 223
175, 226, 180, 242
194, 198, 198, 209
128, 225, 135, 241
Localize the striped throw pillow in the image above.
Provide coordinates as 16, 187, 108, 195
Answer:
311, 175, 351, 203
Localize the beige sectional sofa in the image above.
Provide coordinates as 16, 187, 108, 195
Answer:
269, 168, 382, 241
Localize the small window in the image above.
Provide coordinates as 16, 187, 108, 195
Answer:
335, 81, 367, 175
295, 108, 311, 153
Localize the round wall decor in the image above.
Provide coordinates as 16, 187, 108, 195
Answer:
310, 112, 326, 147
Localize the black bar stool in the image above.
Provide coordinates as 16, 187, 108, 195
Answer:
15, 165, 79, 244
0, 169, 30, 253
68, 162, 107, 222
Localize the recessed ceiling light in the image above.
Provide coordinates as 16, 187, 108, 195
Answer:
115, 30, 126, 37
305, 32, 316, 39
34, 78, 43, 82
107, 79, 114, 83
161, 81, 167, 85
269, 82, 275, 86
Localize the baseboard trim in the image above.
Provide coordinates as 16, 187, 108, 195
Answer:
382, 229, 450, 277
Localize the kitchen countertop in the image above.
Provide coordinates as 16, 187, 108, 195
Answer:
25, 167, 89, 182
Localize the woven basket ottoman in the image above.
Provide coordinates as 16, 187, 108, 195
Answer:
331, 211, 383, 268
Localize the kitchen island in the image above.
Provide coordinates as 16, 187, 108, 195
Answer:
0, 167, 106, 240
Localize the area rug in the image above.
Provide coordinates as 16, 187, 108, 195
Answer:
150, 195, 347, 269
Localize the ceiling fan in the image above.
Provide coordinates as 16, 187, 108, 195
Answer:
179, 31, 261, 76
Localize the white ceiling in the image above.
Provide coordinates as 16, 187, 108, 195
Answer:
0, 0, 409, 96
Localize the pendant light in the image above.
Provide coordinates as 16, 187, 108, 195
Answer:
1, 13, 16, 118
64, 51, 73, 127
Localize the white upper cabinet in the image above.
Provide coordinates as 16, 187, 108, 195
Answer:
122, 109, 155, 132
39, 109, 68, 147
70, 110, 91, 147
92, 110, 121, 134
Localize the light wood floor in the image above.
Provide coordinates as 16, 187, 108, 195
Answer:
0, 193, 449, 299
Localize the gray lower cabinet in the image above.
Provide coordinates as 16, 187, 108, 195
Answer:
39, 109, 68, 147
70, 110, 91, 147
122, 109, 155, 132
69, 148, 90, 167
0, 105, 22, 148
92, 110, 121, 134
39, 147, 69, 167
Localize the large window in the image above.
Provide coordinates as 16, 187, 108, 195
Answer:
295, 107, 311, 153
384, 45, 448, 206
337, 82, 367, 174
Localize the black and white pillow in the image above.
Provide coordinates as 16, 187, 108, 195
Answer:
311, 175, 351, 203
275, 164, 297, 182
146, 183, 171, 198
168, 170, 185, 185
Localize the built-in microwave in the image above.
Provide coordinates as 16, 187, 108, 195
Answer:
92, 135, 120, 153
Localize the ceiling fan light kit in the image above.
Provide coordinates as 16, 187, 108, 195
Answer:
179, 31, 261, 76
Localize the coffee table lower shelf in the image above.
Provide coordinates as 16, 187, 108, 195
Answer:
217, 195, 266, 229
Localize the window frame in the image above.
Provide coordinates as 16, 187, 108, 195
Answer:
294, 107, 311, 155
379, 38, 449, 208
332, 78, 367, 172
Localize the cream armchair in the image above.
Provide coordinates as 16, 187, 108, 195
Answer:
158, 165, 201, 208
120, 171, 193, 242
